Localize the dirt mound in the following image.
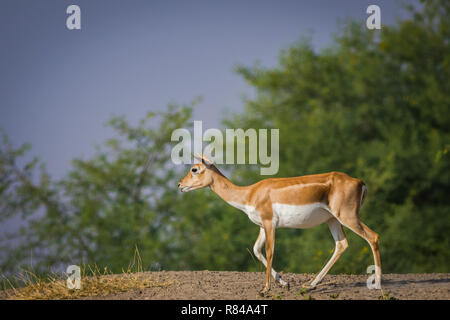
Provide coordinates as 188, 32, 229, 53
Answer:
82, 271, 450, 300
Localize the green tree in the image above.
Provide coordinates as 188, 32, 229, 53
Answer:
228, 0, 449, 273
0, 105, 193, 273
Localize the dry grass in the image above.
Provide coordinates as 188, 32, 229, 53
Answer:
2, 270, 173, 300
0, 246, 174, 300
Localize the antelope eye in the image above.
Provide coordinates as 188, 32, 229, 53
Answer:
191, 168, 198, 173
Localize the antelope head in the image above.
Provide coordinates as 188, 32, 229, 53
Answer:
178, 154, 216, 192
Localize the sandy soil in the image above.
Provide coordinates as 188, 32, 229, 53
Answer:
82, 271, 450, 300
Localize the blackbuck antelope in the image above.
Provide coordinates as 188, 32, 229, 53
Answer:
178, 154, 381, 294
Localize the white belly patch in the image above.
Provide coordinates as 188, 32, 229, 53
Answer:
272, 203, 332, 228
228, 201, 262, 226
228, 201, 332, 229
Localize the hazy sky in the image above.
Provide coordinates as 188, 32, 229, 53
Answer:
0, 0, 410, 181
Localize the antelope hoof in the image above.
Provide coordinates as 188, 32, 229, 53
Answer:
303, 282, 316, 290
276, 277, 289, 289
275, 273, 289, 288
375, 280, 382, 290
259, 286, 270, 297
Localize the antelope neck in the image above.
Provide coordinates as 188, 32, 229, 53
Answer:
209, 171, 250, 204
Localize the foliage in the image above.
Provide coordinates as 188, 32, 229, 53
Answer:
229, 0, 449, 273
0, 105, 193, 273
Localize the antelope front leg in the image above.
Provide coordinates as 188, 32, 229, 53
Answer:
253, 228, 288, 288
260, 220, 275, 295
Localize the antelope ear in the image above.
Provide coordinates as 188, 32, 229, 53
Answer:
193, 153, 213, 168
193, 153, 202, 163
